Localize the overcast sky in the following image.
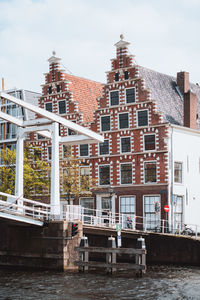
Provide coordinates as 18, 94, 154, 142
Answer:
0, 0, 199, 93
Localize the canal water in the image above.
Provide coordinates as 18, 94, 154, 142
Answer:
0, 266, 200, 300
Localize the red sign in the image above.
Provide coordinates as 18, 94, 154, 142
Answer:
164, 205, 170, 213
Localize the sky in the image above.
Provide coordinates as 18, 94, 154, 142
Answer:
0, 0, 200, 93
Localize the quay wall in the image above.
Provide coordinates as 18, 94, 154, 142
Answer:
83, 226, 200, 266
0, 220, 82, 271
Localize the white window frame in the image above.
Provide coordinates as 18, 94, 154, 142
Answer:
100, 115, 111, 132
125, 87, 136, 104
143, 133, 156, 152
98, 164, 110, 186
109, 90, 119, 106
98, 139, 110, 156
137, 109, 149, 127
144, 161, 157, 184
58, 100, 66, 115
79, 144, 89, 157
45, 102, 53, 112
119, 195, 136, 214
120, 162, 133, 185
118, 112, 129, 130
143, 194, 161, 230
174, 161, 183, 184
120, 136, 131, 154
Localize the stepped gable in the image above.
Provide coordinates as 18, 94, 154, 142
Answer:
139, 66, 200, 129
64, 73, 102, 123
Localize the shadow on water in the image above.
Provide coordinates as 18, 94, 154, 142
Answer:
0, 265, 200, 300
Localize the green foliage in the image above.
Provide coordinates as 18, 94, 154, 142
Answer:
62, 155, 96, 202
0, 145, 50, 199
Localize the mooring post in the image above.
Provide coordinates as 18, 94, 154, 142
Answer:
136, 236, 146, 277
107, 236, 116, 274
80, 236, 88, 272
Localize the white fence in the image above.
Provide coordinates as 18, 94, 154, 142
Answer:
62, 205, 200, 239
0, 192, 51, 221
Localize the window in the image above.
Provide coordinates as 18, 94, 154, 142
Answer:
63, 145, 71, 158
99, 140, 109, 155
80, 144, 89, 157
57, 85, 61, 93
124, 71, 129, 80
47, 146, 52, 160
119, 113, 129, 129
121, 137, 131, 153
144, 135, 155, 151
174, 195, 183, 230
80, 167, 90, 191
115, 73, 119, 81
68, 128, 77, 135
99, 165, 110, 185
48, 86, 52, 94
38, 134, 44, 140
137, 110, 148, 127
120, 196, 136, 229
144, 196, 161, 230
80, 197, 94, 223
101, 116, 110, 132
174, 162, 182, 183
121, 164, 132, 184
45, 102, 52, 112
110, 91, 119, 106
144, 162, 156, 183
126, 88, 136, 103
58, 100, 66, 114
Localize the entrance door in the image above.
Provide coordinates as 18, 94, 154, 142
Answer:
96, 194, 115, 226
174, 195, 183, 231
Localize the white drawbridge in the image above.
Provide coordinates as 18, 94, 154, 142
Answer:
0, 92, 103, 226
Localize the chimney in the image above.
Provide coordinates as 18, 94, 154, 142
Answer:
177, 71, 189, 94
184, 91, 197, 129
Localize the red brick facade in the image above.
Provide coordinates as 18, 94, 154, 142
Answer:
31, 38, 171, 224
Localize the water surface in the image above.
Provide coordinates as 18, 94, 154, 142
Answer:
0, 266, 200, 300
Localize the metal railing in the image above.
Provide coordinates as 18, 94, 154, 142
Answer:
62, 205, 200, 239
0, 192, 51, 221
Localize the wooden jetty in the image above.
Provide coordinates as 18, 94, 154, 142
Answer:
75, 236, 146, 276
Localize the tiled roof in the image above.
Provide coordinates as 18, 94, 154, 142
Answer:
139, 66, 200, 129
64, 74, 102, 123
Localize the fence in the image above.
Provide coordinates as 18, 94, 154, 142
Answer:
62, 204, 200, 238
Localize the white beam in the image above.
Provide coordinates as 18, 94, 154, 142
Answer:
15, 128, 24, 212
0, 111, 23, 127
23, 118, 52, 127
60, 135, 97, 145
36, 130, 51, 139
0, 92, 104, 143
50, 122, 60, 216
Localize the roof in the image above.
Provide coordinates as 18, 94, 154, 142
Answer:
64, 74, 102, 123
139, 66, 200, 129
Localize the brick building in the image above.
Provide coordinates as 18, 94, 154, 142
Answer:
31, 37, 200, 231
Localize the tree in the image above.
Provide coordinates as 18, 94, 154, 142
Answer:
0, 145, 50, 199
61, 153, 96, 203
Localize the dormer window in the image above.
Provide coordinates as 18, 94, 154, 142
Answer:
110, 91, 119, 106
48, 86, 52, 94
124, 71, 129, 80
115, 73, 119, 81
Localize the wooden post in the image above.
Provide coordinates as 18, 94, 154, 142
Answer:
79, 236, 88, 273
107, 236, 116, 274
136, 236, 146, 277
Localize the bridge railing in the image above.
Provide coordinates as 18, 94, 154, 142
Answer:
62, 205, 200, 238
0, 192, 51, 221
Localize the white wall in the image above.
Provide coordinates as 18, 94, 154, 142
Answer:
170, 125, 200, 229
